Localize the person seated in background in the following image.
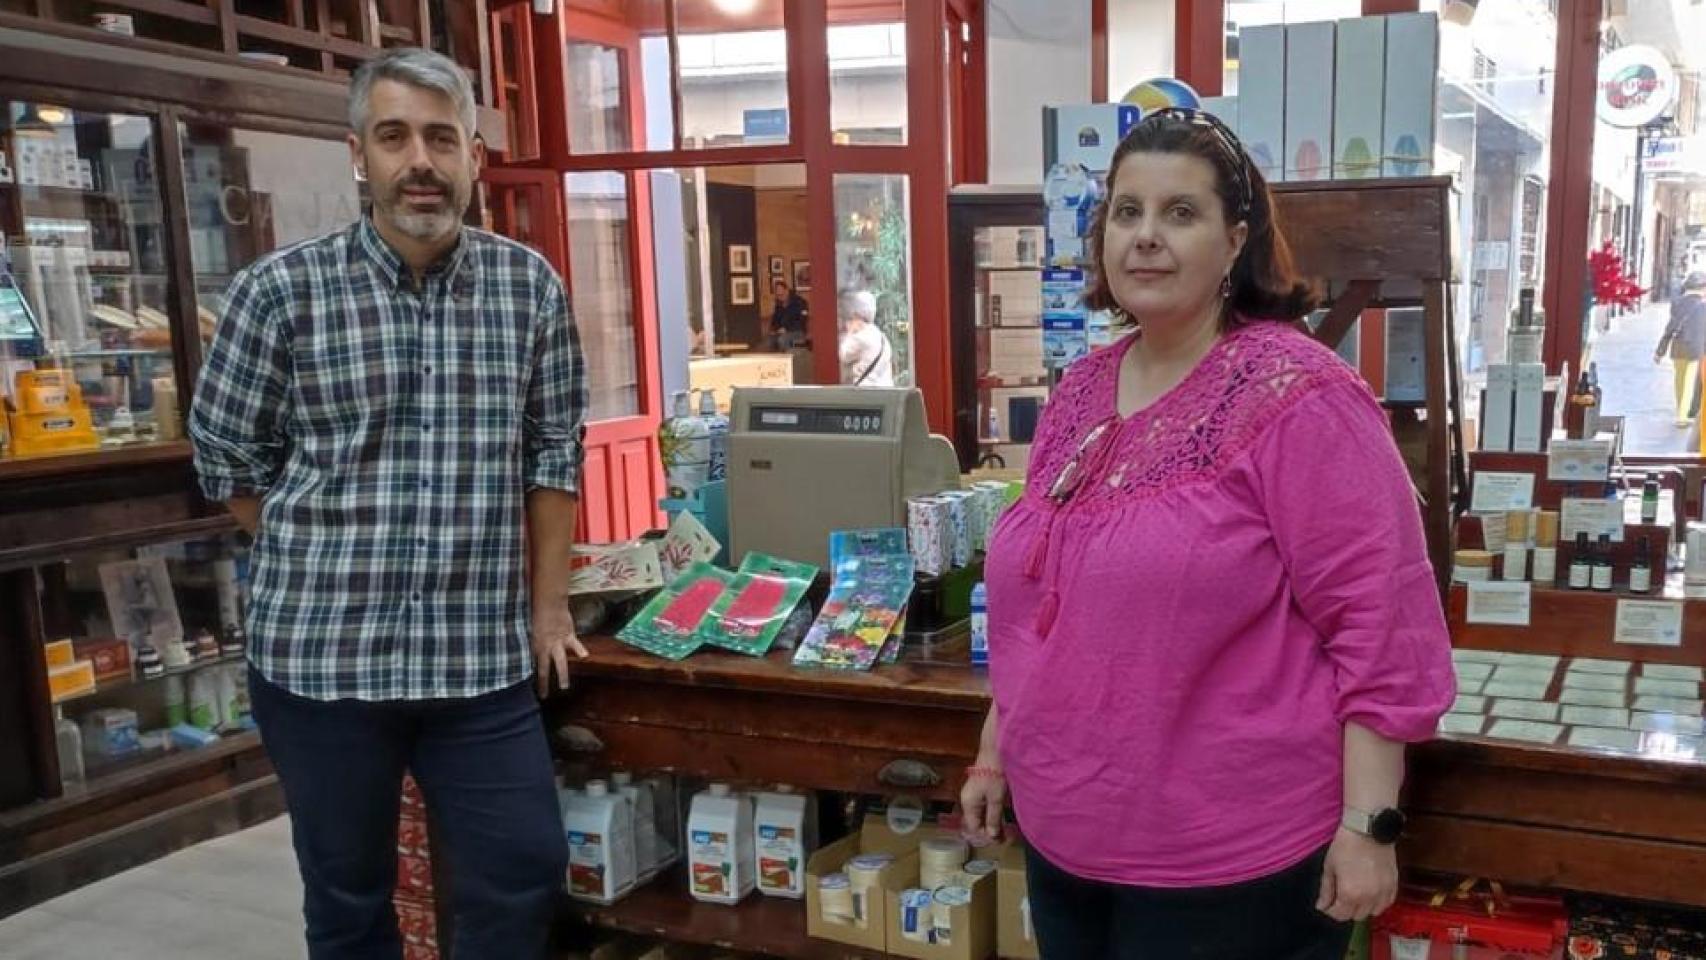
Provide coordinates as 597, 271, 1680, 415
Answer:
837, 289, 894, 387
768, 280, 809, 350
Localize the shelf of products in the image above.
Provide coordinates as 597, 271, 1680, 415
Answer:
571, 871, 885, 960
59, 650, 246, 705
947, 188, 1047, 473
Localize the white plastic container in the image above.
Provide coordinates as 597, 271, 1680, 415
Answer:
564, 780, 638, 905
187, 671, 219, 731
754, 787, 813, 898
610, 771, 659, 880
687, 783, 755, 904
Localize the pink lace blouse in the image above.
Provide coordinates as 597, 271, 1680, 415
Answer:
985, 320, 1454, 888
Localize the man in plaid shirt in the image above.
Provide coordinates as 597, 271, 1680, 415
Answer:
190, 47, 584, 959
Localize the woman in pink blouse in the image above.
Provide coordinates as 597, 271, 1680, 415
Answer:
959, 109, 1455, 958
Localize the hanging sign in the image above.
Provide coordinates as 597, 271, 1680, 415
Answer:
1596, 45, 1677, 128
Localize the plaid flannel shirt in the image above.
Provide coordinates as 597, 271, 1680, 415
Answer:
190, 218, 586, 702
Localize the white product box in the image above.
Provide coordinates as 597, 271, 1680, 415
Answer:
1284, 22, 1335, 182
1333, 16, 1386, 179
1200, 96, 1240, 139
990, 328, 1045, 379
1239, 25, 1287, 182
1482, 364, 1515, 453
1382, 12, 1439, 177
1513, 362, 1546, 453
1384, 307, 1426, 404
986, 270, 1042, 327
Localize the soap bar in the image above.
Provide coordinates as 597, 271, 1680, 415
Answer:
169, 724, 220, 750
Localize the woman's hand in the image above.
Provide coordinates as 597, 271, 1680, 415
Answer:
1316, 827, 1398, 922
958, 757, 1007, 845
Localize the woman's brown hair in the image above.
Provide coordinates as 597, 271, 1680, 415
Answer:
1082, 110, 1317, 322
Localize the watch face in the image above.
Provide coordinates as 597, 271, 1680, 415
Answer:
1371, 808, 1407, 844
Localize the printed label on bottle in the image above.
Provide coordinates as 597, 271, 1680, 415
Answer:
1389, 937, 1431, 960
567, 830, 606, 897
1592, 566, 1614, 590
690, 830, 731, 897
1630, 569, 1652, 593
1569, 565, 1591, 589
757, 824, 799, 891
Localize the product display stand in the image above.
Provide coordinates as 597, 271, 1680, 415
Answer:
1271, 176, 1467, 595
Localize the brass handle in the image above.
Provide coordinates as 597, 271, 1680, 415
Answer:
878, 759, 942, 789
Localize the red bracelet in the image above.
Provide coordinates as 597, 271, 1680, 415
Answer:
966, 765, 1004, 780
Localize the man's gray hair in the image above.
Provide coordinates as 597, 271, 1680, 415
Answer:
349, 47, 476, 138
840, 289, 878, 322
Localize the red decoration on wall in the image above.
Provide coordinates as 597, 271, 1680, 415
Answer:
1587, 240, 1647, 311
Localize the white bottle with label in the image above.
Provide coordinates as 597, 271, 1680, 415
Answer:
54, 706, 85, 786
753, 786, 815, 899
687, 782, 755, 905
610, 771, 659, 880
659, 391, 711, 501
564, 780, 638, 905
698, 389, 729, 484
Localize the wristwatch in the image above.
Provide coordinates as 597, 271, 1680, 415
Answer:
1341, 806, 1406, 845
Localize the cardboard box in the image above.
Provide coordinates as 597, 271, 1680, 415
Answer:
73, 636, 132, 684
1513, 362, 1546, 453
1382, 12, 1439, 177
989, 329, 1045, 380
1044, 104, 1141, 174
689, 355, 793, 414
805, 817, 922, 953
1482, 363, 1515, 453
1239, 25, 1287, 182
1284, 22, 1335, 182
48, 660, 95, 702
44, 638, 75, 669
998, 840, 1039, 960
1333, 16, 1386, 179
985, 270, 1042, 327
885, 835, 998, 960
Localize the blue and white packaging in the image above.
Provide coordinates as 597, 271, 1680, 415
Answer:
1041, 268, 1089, 370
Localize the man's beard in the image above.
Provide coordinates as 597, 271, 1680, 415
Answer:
379, 173, 466, 241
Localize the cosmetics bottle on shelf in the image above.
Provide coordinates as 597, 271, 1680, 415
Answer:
1568, 531, 1592, 590
1501, 509, 1529, 581
1531, 511, 1559, 584
1630, 536, 1653, 594
1591, 533, 1615, 592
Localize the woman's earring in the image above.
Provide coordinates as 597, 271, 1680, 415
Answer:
1220, 275, 1233, 299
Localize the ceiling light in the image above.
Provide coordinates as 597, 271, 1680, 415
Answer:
712, 0, 760, 14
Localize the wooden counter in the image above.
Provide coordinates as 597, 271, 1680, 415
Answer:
554, 634, 1706, 953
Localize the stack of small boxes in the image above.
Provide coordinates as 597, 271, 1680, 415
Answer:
1201, 12, 1439, 183
393, 775, 443, 960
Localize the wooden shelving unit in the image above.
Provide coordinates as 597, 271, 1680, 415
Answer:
567, 871, 886, 960
0, 0, 488, 102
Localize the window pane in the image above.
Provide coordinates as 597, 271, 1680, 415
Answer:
1223, 0, 1359, 96
643, 164, 814, 412
569, 41, 634, 155
566, 172, 640, 420
830, 21, 909, 145
1, 104, 179, 458
675, 0, 790, 148
834, 173, 913, 386
1569, 0, 1704, 454
1415, 0, 1557, 449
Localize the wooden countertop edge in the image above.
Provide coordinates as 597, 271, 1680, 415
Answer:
570, 639, 1706, 784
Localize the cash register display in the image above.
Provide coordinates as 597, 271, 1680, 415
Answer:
749, 405, 885, 436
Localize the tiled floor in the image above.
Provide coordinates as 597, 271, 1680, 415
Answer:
0, 816, 304, 959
